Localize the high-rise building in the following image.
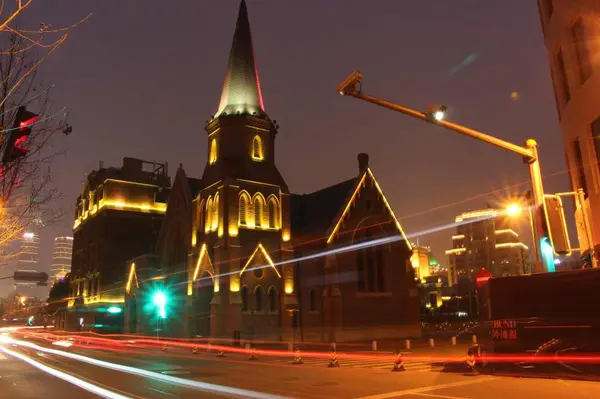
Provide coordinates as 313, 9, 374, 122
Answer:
446, 208, 528, 286
537, 1, 600, 260
18, 230, 40, 269
14, 220, 46, 299
52, 236, 73, 280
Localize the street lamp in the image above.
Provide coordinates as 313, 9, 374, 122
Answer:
337, 70, 549, 273
505, 203, 522, 216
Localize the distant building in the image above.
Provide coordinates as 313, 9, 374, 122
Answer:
14, 220, 46, 299
537, 1, 600, 261
446, 208, 528, 286
52, 236, 73, 280
411, 245, 432, 280
67, 157, 171, 331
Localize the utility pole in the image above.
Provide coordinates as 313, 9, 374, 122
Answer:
336, 70, 549, 273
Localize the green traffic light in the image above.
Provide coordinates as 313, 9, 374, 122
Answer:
153, 291, 167, 318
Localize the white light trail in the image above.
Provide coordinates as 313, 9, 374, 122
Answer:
191, 214, 498, 284
1, 346, 131, 399
2, 336, 289, 399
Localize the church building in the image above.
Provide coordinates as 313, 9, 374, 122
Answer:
124, 0, 420, 342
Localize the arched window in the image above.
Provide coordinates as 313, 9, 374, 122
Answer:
255, 286, 264, 312
252, 135, 263, 160
239, 193, 249, 225
198, 200, 205, 232
268, 198, 277, 228
212, 194, 219, 231
209, 139, 217, 164
309, 289, 318, 312
241, 286, 248, 312
205, 197, 212, 232
254, 196, 263, 227
268, 287, 277, 312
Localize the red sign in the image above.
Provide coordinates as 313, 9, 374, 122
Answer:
475, 268, 492, 288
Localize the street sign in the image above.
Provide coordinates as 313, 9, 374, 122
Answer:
475, 268, 492, 288
13, 270, 48, 284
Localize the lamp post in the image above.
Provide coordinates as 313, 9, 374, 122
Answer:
337, 70, 549, 273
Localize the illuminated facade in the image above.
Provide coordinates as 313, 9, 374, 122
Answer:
537, 1, 600, 259
51, 236, 73, 280
410, 245, 432, 280
67, 157, 171, 331
446, 208, 528, 286
125, 0, 419, 341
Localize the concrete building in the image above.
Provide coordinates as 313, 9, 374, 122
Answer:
68, 157, 171, 332
51, 236, 73, 280
537, 0, 600, 259
123, 0, 420, 342
446, 208, 528, 286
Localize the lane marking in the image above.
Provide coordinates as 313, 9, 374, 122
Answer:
1, 346, 131, 399
354, 376, 496, 399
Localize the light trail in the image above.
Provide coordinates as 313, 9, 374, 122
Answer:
1, 335, 290, 399
194, 213, 501, 284
0, 345, 131, 399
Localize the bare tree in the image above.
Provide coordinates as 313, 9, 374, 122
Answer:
0, 5, 89, 262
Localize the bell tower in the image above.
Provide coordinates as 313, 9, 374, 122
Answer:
192, 0, 296, 340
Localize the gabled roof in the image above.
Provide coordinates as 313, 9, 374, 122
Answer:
290, 177, 357, 236
216, 0, 265, 118
290, 168, 412, 251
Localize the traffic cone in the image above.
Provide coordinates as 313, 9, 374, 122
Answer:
192, 347, 199, 354
392, 352, 405, 372
162, 345, 168, 351
465, 353, 476, 371
292, 348, 303, 365
216, 350, 225, 357
328, 350, 340, 368
249, 348, 258, 361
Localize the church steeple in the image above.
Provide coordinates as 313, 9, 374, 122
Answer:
216, 0, 265, 118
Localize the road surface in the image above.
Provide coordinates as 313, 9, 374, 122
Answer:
0, 334, 599, 398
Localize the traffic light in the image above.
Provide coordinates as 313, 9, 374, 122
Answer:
153, 291, 167, 319
542, 195, 571, 256
2, 106, 39, 165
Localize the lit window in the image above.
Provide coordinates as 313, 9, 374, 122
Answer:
252, 135, 263, 161
254, 196, 263, 227
239, 193, 249, 225
212, 194, 219, 231
205, 197, 212, 232
268, 198, 277, 228
209, 139, 217, 164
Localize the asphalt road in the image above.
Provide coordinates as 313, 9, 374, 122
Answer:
1, 335, 599, 399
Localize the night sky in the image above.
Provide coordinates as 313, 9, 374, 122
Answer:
9, 1, 570, 294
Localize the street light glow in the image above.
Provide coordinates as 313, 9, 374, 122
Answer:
505, 203, 522, 216
434, 110, 445, 121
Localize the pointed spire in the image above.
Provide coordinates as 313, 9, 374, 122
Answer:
216, 0, 265, 118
